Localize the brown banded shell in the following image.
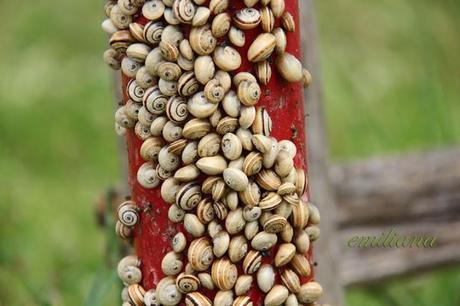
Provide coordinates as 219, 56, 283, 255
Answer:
110, 30, 135, 53
202, 176, 220, 194
129, 22, 145, 41
291, 200, 309, 229
281, 11, 295, 32
274, 243, 296, 267
188, 237, 214, 271
156, 276, 183, 306
239, 181, 261, 207
213, 46, 242, 71
168, 138, 188, 155
252, 107, 272, 136
260, 6, 275, 32
248, 33, 275, 62
290, 253, 311, 277
265, 285, 289, 306
237, 81, 261, 106
196, 198, 215, 224
137, 162, 160, 188
176, 273, 200, 293
243, 250, 262, 274
280, 269, 300, 294
283, 193, 299, 206
143, 21, 164, 44
182, 118, 211, 139
160, 41, 179, 62
185, 292, 212, 306
156, 164, 173, 180
223, 168, 248, 192
127, 79, 145, 103
295, 168, 307, 196
228, 235, 248, 263
270, 0, 285, 18
161, 251, 183, 275
213, 201, 228, 220
251, 231, 277, 251
176, 182, 202, 210
204, 79, 225, 103
166, 96, 188, 123
173, 0, 196, 24
256, 170, 281, 191
189, 25, 217, 56
178, 54, 195, 71
177, 72, 199, 97
234, 8, 261, 30
225, 208, 246, 234
216, 117, 239, 135
235, 275, 253, 296
212, 13, 231, 38
255, 61, 272, 85
228, 27, 245, 47
117, 201, 139, 227
233, 296, 253, 306
128, 284, 146, 306
142, 0, 165, 20
242, 152, 263, 176
116, 221, 134, 240
264, 214, 287, 233
297, 282, 323, 304
213, 230, 230, 257
211, 258, 238, 290
256, 264, 275, 293
275, 53, 303, 82
158, 62, 182, 81
278, 182, 296, 195
233, 72, 258, 87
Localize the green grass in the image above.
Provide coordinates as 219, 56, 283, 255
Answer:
0, 0, 459, 305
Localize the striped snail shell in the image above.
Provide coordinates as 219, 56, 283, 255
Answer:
110, 5, 132, 29
185, 291, 212, 306
216, 117, 239, 135
251, 231, 277, 251
256, 169, 281, 191
116, 220, 134, 240
280, 269, 301, 294
173, 0, 196, 24
252, 107, 272, 136
213, 230, 230, 258
140, 137, 164, 161
211, 258, 238, 290
127, 79, 145, 103
168, 138, 188, 155
274, 243, 296, 267
137, 161, 160, 189
198, 133, 221, 157
264, 285, 289, 306
156, 276, 183, 306
290, 253, 311, 277
209, 0, 229, 14
233, 8, 261, 30
166, 96, 188, 123
238, 181, 261, 207
228, 235, 248, 263
117, 200, 139, 226
143, 21, 164, 44
242, 250, 262, 274
213, 201, 228, 220
196, 198, 215, 224
150, 116, 168, 136
259, 192, 282, 211
210, 108, 224, 128
143, 86, 167, 115
201, 176, 220, 194
110, 30, 135, 53
176, 182, 202, 210
295, 168, 307, 196
161, 251, 183, 276
182, 118, 212, 139
126, 43, 151, 62
158, 62, 182, 81
255, 60, 272, 85
260, 6, 275, 32
176, 273, 201, 293
144, 289, 160, 306
214, 290, 234, 306
237, 80, 261, 107
156, 163, 173, 180
204, 79, 225, 103
278, 182, 296, 195
160, 40, 180, 62
297, 282, 323, 304
233, 71, 258, 87
247, 33, 275, 63
189, 25, 217, 56
188, 237, 214, 271
178, 72, 200, 97
142, 0, 165, 21
283, 192, 299, 206
128, 284, 146, 306
212, 179, 226, 202
188, 92, 219, 119
234, 274, 253, 296
270, 0, 286, 18
291, 200, 309, 229
233, 295, 253, 306
264, 214, 287, 233
281, 11, 295, 32
256, 264, 275, 293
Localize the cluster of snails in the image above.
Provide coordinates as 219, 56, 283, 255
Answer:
102, 0, 323, 305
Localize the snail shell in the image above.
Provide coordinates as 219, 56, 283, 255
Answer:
294, 229, 310, 253
216, 117, 239, 135
281, 12, 295, 32
104, 1, 115, 18
225, 190, 239, 210
143, 21, 164, 44
213, 230, 230, 257
188, 92, 219, 118
158, 62, 182, 81
275, 243, 296, 267
196, 155, 227, 175
162, 121, 182, 142
159, 146, 180, 171
244, 0, 259, 7
285, 294, 298, 306
228, 27, 245, 47
128, 284, 146, 306
117, 201, 139, 226
185, 292, 212, 306
110, 30, 135, 53
103, 48, 121, 69
308, 202, 321, 224
212, 13, 231, 38
210, 108, 223, 128
215, 70, 232, 92
225, 208, 246, 235
213, 201, 228, 220
168, 138, 188, 155
142, 0, 165, 20
237, 81, 261, 106
176, 181, 202, 210
233, 296, 253, 306
192, 199, 213, 224
283, 193, 299, 206
239, 181, 261, 207
306, 225, 320, 241
160, 41, 180, 62
211, 180, 226, 201
272, 27, 287, 54
263, 138, 279, 169
222, 91, 242, 118
256, 264, 275, 293
125, 100, 142, 120
235, 275, 253, 296
255, 61, 272, 85
242, 152, 263, 176
135, 122, 152, 141
138, 106, 156, 126
161, 251, 183, 276
252, 134, 273, 154
156, 276, 183, 306
188, 237, 214, 271
242, 206, 262, 222
164, 7, 181, 25
174, 164, 200, 182
270, 0, 285, 18
252, 107, 272, 136
297, 282, 323, 304
161, 25, 184, 46
233, 8, 261, 30
136, 67, 157, 89
118, 255, 142, 284
208, 220, 223, 238
145, 47, 163, 76
144, 289, 160, 306
215, 290, 234, 306
213, 46, 242, 71
161, 177, 180, 203
127, 43, 151, 63
265, 285, 289, 306
233, 72, 258, 87
179, 39, 194, 61
184, 213, 206, 237
278, 182, 296, 195
159, 79, 178, 96
156, 163, 173, 180
182, 141, 198, 165
195, 55, 216, 85
128, 22, 144, 41
228, 235, 248, 263
242, 250, 262, 274
182, 118, 212, 139
251, 231, 277, 251
264, 214, 287, 234
280, 269, 300, 294
176, 273, 201, 293
140, 137, 163, 162
189, 25, 217, 56
236, 128, 254, 151
172, 231, 187, 252
256, 170, 281, 191
198, 273, 214, 290
247, 33, 275, 62
211, 258, 238, 290
110, 5, 132, 29
193, 6, 211, 26
137, 161, 160, 188
202, 176, 220, 194
173, 0, 196, 24
302, 68, 312, 87
127, 79, 145, 103
168, 204, 186, 223
291, 200, 309, 229
275, 53, 303, 83
204, 79, 226, 103
198, 133, 221, 157
290, 253, 311, 277
260, 6, 275, 32
275, 151, 294, 177
278, 139, 297, 158
244, 220, 259, 240
295, 168, 307, 196
166, 96, 188, 124
115, 106, 136, 129
209, 0, 229, 14
116, 221, 134, 240
223, 168, 248, 192
276, 202, 293, 222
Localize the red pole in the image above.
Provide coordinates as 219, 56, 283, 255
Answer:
106, 0, 320, 305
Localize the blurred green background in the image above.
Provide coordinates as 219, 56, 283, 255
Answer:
0, 0, 459, 305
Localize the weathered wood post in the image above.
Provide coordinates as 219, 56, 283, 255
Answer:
103, 0, 324, 304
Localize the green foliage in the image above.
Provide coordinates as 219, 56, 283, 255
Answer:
0, 0, 459, 305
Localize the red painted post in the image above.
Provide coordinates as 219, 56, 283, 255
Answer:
118, 1, 314, 304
